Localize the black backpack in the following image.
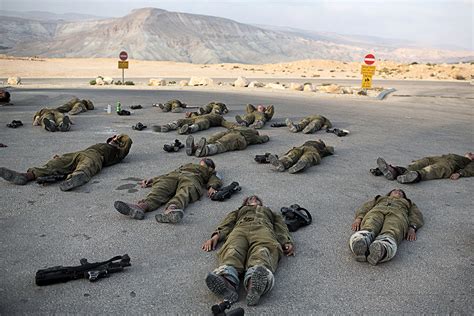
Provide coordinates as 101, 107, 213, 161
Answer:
280, 204, 312, 232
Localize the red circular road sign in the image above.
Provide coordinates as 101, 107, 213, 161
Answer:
119, 51, 128, 61
364, 53, 375, 65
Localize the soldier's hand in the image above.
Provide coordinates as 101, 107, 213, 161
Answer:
201, 234, 219, 251
351, 218, 362, 231
207, 187, 217, 198
450, 173, 461, 180
140, 179, 153, 188
283, 243, 295, 256
406, 227, 417, 241
52, 154, 60, 159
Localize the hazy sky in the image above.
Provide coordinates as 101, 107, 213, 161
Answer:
1, 0, 472, 50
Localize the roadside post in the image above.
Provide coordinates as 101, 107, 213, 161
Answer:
118, 51, 129, 83
361, 53, 376, 90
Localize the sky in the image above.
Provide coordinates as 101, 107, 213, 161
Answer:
1, 0, 472, 50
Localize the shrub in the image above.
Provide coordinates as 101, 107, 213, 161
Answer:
89, 79, 96, 85
454, 75, 466, 80
124, 81, 135, 85
114, 81, 123, 85
410, 62, 418, 65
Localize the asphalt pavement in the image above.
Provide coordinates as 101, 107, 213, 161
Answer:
0, 81, 472, 315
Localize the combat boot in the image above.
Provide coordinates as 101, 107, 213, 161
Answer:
185, 135, 197, 156
198, 107, 207, 115
59, 171, 88, 191
205, 272, 239, 303
0, 168, 33, 185
367, 241, 387, 266
235, 115, 248, 127
302, 121, 317, 134
69, 103, 85, 115
246, 266, 270, 306
268, 155, 285, 172
250, 120, 264, 129
376, 157, 398, 180
157, 103, 166, 111
155, 205, 184, 223
288, 161, 310, 174
113, 201, 146, 220
178, 123, 199, 134
285, 118, 298, 133
196, 143, 219, 157
194, 137, 207, 157
59, 116, 72, 132
396, 171, 421, 184
43, 118, 57, 132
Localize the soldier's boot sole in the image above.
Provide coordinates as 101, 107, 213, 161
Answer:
205, 272, 239, 304
59, 116, 71, 132
376, 157, 395, 180
178, 124, 189, 135
113, 201, 145, 220
288, 161, 308, 174
195, 138, 207, 157
43, 118, 57, 132
285, 119, 298, 133
367, 241, 386, 266
155, 210, 184, 224
185, 135, 195, 156
0, 167, 28, 185
396, 171, 419, 184
268, 155, 285, 172
351, 238, 368, 262
246, 266, 269, 306
59, 172, 88, 191
158, 103, 165, 111
302, 121, 317, 134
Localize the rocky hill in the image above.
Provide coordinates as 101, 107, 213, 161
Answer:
1, 8, 472, 63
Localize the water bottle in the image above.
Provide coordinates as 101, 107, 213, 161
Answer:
116, 101, 122, 113
107, 104, 112, 114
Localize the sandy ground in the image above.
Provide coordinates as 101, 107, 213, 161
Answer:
0, 55, 472, 81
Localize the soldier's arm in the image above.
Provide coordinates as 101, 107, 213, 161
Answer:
272, 211, 294, 246
246, 104, 256, 113
457, 161, 474, 178
213, 210, 238, 242
207, 173, 223, 190
355, 196, 379, 220
407, 202, 424, 230
254, 134, 270, 144
265, 105, 275, 121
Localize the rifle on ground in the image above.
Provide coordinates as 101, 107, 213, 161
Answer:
211, 182, 241, 201
35, 254, 131, 286
212, 300, 245, 316
36, 174, 67, 185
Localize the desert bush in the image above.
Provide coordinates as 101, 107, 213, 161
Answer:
89, 79, 96, 85
454, 75, 466, 80
124, 81, 135, 85
410, 62, 418, 65
114, 81, 123, 85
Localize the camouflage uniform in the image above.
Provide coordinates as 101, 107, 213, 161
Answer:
56, 97, 94, 115
375, 154, 474, 183
349, 194, 423, 264
198, 102, 229, 115
33, 108, 71, 132
286, 115, 332, 134
154, 113, 236, 134
28, 134, 132, 190
140, 163, 222, 212
269, 140, 334, 174
207, 205, 293, 304
188, 127, 270, 157
159, 99, 187, 113
235, 104, 274, 129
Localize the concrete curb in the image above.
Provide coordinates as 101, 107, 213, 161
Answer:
376, 88, 396, 100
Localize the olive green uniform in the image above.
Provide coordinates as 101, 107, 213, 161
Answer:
198, 102, 229, 115
160, 99, 187, 112
33, 108, 67, 130
237, 104, 274, 128
273, 140, 334, 173
28, 134, 132, 184
56, 97, 94, 115
407, 154, 474, 180
157, 114, 237, 134
287, 115, 332, 134
140, 163, 222, 211
214, 205, 293, 273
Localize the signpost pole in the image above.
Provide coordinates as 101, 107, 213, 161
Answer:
118, 51, 129, 84
122, 69, 124, 84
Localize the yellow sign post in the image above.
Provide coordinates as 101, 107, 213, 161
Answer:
118, 61, 129, 69
360, 65, 375, 89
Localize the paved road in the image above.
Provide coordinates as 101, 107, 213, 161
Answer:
0, 82, 472, 314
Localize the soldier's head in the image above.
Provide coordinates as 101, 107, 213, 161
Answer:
257, 105, 266, 112
242, 195, 263, 206
465, 152, 473, 160
387, 188, 407, 199
107, 134, 133, 150
200, 158, 215, 171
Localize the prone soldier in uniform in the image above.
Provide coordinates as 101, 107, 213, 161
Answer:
56, 97, 94, 115
349, 189, 423, 265
0, 134, 132, 191
33, 108, 72, 132
185, 126, 270, 157
285, 115, 332, 134
155, 99, 188, 113
197, 102, 229, 115
152, 113, 236, 135
267, 139, 334, 174
373, 152, 473, 183
202, 195, 294, 306
235, 104, 274, 129
114, 158, 222, 223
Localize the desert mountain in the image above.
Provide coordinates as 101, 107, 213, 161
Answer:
1, 8, 472, 63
